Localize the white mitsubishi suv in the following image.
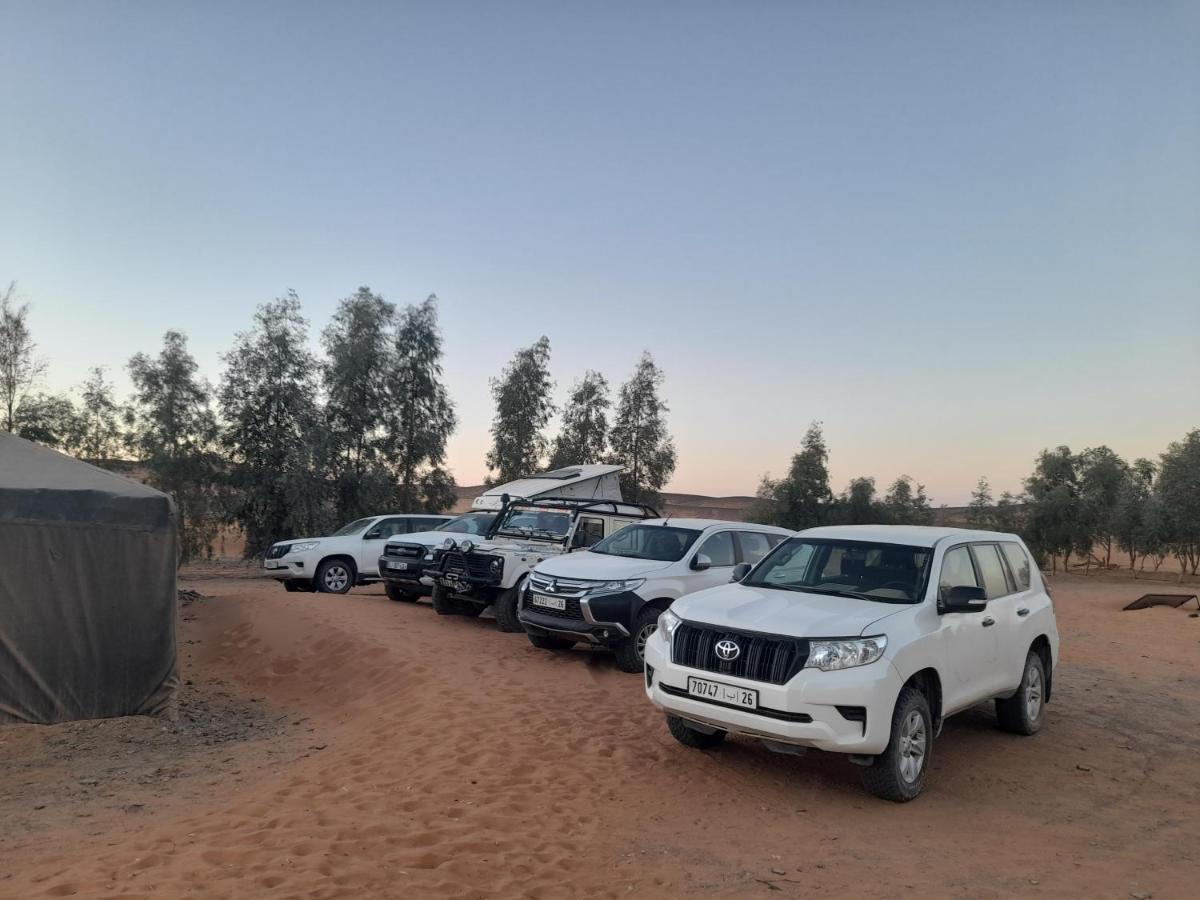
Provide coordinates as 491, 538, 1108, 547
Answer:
644, 525, 1059, 802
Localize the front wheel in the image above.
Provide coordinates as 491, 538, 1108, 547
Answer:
283, 580, 307, 593
995, 650, 1047, 735
666, 715, 726, 750
385, 582, 419, 603
315, 559, 354, 594
527, 634, 576, 651
613, 606, 661, 673
860, 686, 932, 802
493, 585, 523, 633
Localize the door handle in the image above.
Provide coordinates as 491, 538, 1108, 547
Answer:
1017, 608, 1030, 617
981, 615, 996, 627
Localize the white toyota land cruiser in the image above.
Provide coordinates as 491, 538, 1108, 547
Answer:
644, 525, 1059, 802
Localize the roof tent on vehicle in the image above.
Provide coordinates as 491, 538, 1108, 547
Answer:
470, 464, 625, 511
0, 433, 179, 725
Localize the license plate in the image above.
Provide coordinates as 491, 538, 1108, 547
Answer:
531, 593, 566, 611
687, 676, 758, 710
265, 561, 281, 570
386, 561, 408, 570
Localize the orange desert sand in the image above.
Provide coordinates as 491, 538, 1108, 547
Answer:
1, 568, 1197, 899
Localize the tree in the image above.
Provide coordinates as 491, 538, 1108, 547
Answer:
1114, 459, 1155, 575
321, 287, 397, 522
384, 295, 457, 512
1076, 446, 1130, 569
12, 393, 77, 448
219, 292, 328, 556
485, 336, 555, 485
1155, 429, 1200, 579
607, 352, 677, 506
882, 475, 933, 525
967, 477, 994, 528
835, 476, 879, 525
127, 331, 222, 563
548, 371, 610, 469
69, 367, 124, 461
1024, 446, 1081, 572
752, 422, 832, 530
0, 283, 47, 433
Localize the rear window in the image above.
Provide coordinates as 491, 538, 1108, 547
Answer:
1000, 542, 1032, 591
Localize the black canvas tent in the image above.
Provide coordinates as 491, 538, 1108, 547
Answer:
0, 433, 179, 725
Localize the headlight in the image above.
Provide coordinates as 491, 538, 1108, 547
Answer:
583, 578, 645, 597
460, 540, 475, 553
489, 557, 503, 572
805, 636, 888, 672
658, 608, 683, 643
423, 551, 434, 561
289, 541, 320, 553
443, 537, 456, 550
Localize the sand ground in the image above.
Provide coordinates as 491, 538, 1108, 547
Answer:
1, 569, 1198, 899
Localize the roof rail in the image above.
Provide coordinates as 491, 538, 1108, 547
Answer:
502, 496, 660, 518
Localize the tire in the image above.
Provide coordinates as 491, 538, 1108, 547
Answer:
385, 582, 418, 603
493, 585, 523, 633
527, 634, 576, 651
995, 650, 1047, 735
283, 580, 304, 593
431, 584, 485, 618
666, 714, 726, 750
860, 686, 933, 802
613, 606, 661, 673
315, 558, 354, 594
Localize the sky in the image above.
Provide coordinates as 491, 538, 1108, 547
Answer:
2, 1, 1197, 504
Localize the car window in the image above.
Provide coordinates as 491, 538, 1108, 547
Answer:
1000, 542, 1032, 591
761, 542, 816, 585
331, 517, 375, 537
972, 544, 1011, 599
697, 531, 736, 567
938, 546, 978, 600
573, 517, 605, 548
737, 531, 776, 565
590, 524, 701, 561
411, 517, 445, 531
366, 517, 409, 539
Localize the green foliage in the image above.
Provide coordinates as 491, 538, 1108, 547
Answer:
881, 475, 933, 525
68, 367, 124, 461
1076, 446, 1130, 566
384, 295, 457, 512
548, 370, 610, 470
1023, 446, 1081, 571
219, 293, 328, 556
836, 476, 879, 525
485, 336, 555, 484
127, 331, 223, 563
752, 422, 832, 529
0, 283, 48, 433
1154, 429, 1200, 577
607, 353, 677, 507
13, 393, 77, 448
967, 477, 993, 528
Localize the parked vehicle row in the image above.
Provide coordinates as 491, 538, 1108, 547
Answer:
264, 468, 1059, 802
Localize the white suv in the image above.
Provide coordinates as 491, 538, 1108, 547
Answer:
518, 519, 792, 672
644, 525, 1059, 802
264, 513, 451, 593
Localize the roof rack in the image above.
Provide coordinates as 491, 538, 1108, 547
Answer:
501, 496, 660, 518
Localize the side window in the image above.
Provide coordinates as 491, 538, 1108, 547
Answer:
971, 544, 1010, 599
365, 518, 403, 539
574, 517, 605, 548
938, 546, 979, 600
736, 531, 775, 565
1000, 543, 1032, 591
697, 531, 736, 567
411, 517, 443, 532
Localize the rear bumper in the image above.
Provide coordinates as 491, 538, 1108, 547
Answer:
643, 630, 902, 755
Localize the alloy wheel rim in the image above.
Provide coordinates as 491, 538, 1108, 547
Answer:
1025, 665, 1043, 721
898, 709, 927, 783
635, 623, 657, 660
325, 566, 349, 591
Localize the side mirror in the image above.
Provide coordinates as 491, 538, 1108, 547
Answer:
731, 562, 752, 582
941, 584, 988, 613
364, 530, 383, 541
690, 553, 712, 571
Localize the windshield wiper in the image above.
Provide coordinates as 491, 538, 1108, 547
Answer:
804, 587, 911, 604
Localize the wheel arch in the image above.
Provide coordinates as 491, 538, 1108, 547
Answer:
1029, 635, 1053, 703
317, 554, 358, 580
902, 667, 944, 734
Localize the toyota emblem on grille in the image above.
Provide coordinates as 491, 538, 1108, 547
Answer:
715, 639, 741, 661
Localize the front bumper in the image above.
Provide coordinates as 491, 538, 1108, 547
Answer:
377, 555, 432, 586
517, 587, 638, 645
263, 559, 308, 581
643, 630, 902, 755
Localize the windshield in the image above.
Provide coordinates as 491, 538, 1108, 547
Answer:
438, 512, 497, 536
743, 538, 931, 604
331, 517, 375, 537
590, 524, 701, 562
495, 507, 572, 540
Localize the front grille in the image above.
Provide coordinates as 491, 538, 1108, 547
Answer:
440, 550, 502, 583
527, 573, 594, 597
523, 596, 584, 620
385, 542, 426, 559
672, 622, 809, 685
266, 544, 291, 560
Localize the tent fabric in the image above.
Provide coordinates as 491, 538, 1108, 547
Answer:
0, 433, 179, 725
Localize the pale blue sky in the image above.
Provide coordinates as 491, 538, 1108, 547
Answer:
2, 1, 1197, 502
